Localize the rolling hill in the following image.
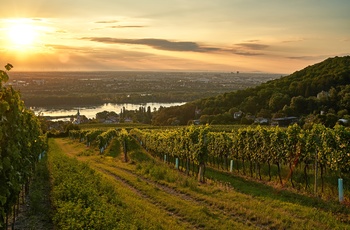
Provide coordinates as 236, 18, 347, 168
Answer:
152, 56, 350, 126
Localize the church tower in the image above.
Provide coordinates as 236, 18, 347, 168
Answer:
76, 109, 81, 124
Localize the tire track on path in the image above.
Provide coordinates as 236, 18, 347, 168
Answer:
94, 166, 203, 229
94, 162, 265, 229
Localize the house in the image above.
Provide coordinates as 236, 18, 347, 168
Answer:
317, 90, 329, 100
271, 117, 298, 126
338, 119, 349, 125
124, 117, 133, 123
246, 115, 255, 121
192, 119, 201, 125
234, 111, 243, 119
254, 117, 269, 125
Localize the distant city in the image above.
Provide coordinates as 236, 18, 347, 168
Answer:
8, 71, 282, 108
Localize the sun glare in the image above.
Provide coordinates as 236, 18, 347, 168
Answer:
6, 19, 38, 49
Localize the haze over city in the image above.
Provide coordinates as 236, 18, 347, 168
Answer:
0, 0, 349, 73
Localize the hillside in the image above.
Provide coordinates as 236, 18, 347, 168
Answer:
152, 56, 350, 126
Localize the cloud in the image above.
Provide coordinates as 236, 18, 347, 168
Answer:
231, 50, 263, 56
230, 42, 269, 56
107, 25, 146, 28
45, 44, 77, 50
95, 20, 119, 24
245, 39, 260, 43
83, 37, 222, 52
235, 43, 269, 50
55, 29, 67, 33
282, 38, 305, 43
287, 55, 334, 60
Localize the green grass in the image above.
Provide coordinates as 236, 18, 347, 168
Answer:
50, 137, 350, 229
105, 137, 122, 157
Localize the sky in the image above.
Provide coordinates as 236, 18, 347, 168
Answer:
0, 0, 349, 74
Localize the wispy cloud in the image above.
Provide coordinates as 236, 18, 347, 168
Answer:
95, 20, 119, 24
232, 50, 263, 56
287, 55, 329, 60
282, 38, 304, 43
231, 42, 269, 56
45, 44, 77, 50
235, 43, 269, 50
83, 37, 222, 52
55, 29, 67, 33
107, 25, 146, 28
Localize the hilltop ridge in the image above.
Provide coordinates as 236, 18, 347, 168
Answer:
152, 56, 350, 126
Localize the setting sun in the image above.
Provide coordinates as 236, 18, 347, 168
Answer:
6, 19, 38, 49
0, 1, 348, 72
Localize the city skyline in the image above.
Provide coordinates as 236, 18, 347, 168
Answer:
0, 0, 349, 73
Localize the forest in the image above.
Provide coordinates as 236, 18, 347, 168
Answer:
152, 56, 350, 127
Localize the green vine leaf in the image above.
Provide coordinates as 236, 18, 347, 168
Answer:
5, 63, 13, 71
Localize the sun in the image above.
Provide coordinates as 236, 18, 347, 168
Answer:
6, 19, 38, 49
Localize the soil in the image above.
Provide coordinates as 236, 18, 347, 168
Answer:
9, 189, 53, 230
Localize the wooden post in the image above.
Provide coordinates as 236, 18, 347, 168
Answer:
314, 152, 318, 194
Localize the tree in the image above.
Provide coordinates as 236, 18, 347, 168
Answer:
269, 93, 290, 112
290, 96, 307, 115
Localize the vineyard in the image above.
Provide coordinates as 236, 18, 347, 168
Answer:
130, 124, 350, 192
0, 65, 47, 229
69, 124, 350, 196
45, 124, 350, 229
2, 61, 350, 229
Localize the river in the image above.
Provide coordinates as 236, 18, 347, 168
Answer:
32, 102, 186, 120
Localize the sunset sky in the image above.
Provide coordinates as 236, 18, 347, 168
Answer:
0, 0, 349, 73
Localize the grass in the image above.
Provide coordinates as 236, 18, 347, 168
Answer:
50, 137, 350, 229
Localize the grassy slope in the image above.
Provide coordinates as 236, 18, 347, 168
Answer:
48, 136, 350, 230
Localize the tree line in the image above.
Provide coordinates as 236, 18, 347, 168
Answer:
152, 56, 350, 126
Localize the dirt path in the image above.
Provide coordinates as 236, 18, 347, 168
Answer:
93, 162, 264, 229
55, 137, 268, 229
54, 138, 201, 229
96, 166, 201, 229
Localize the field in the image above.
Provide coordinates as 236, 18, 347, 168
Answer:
30, 128, 350, 230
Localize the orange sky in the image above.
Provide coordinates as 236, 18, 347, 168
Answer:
0, 0, 349, 74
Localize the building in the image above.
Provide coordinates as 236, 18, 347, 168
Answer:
234, 111, 243, 119
271, 117, 298, 126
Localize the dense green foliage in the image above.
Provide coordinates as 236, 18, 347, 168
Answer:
0, 64, 47, 228
130, 124, 350, 191
69, 128, 118, 153
58, 134, 350, 229
48, 139, 134, 229
153, 56, 350, 126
